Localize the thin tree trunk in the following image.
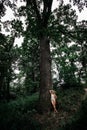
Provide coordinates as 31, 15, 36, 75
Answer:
0, 76, 4, 99
39, 36, 53, 113
6, 70, 10, 102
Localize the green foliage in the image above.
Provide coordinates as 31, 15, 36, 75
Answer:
1, 1, 87, 98
57, 87, 84, 112
52, 42, 81, 87
18, 37, 40, 95
0, 93, 40, 130
11, 19, 24, 36
60, 98, 87, 130
0, 33, 16, 100
0, 86, 85, 130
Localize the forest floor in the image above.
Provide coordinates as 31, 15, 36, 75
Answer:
0, 87, 86, 130
32, 87, 86, 130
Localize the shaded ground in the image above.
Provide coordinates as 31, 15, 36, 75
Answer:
32, 87, 85, 130
33, 108, 79, 130
0, 87, 86, 130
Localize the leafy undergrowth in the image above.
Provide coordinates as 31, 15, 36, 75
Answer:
0, 87, 86, 130
32, 87, 85, 130
0, 93, 40, 130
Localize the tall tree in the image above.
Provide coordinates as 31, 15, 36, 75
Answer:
20, 0, 87, 113
26, 0, 53, 113
0, 33, 15, 100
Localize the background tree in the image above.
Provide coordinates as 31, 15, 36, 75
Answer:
20, 38, 40, 95
76, 21, 87, 83
49, 3, 87, 88
0, 33, 15, 100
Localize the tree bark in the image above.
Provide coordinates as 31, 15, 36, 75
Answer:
39, 36, 53, 113
26, 0, 53, 113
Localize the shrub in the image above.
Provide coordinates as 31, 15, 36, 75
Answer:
0, 93, 41, 130
61, 98, 87, 130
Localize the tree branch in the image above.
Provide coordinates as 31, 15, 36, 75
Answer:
32, 0, 41, 21
42, 0, 53, 27
26, 0, 41, 24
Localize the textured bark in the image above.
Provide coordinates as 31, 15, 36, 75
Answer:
26, 0, 53, 113
39, 36, 52, 113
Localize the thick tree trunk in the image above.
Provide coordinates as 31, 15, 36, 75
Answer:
39, 36, 53, 113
